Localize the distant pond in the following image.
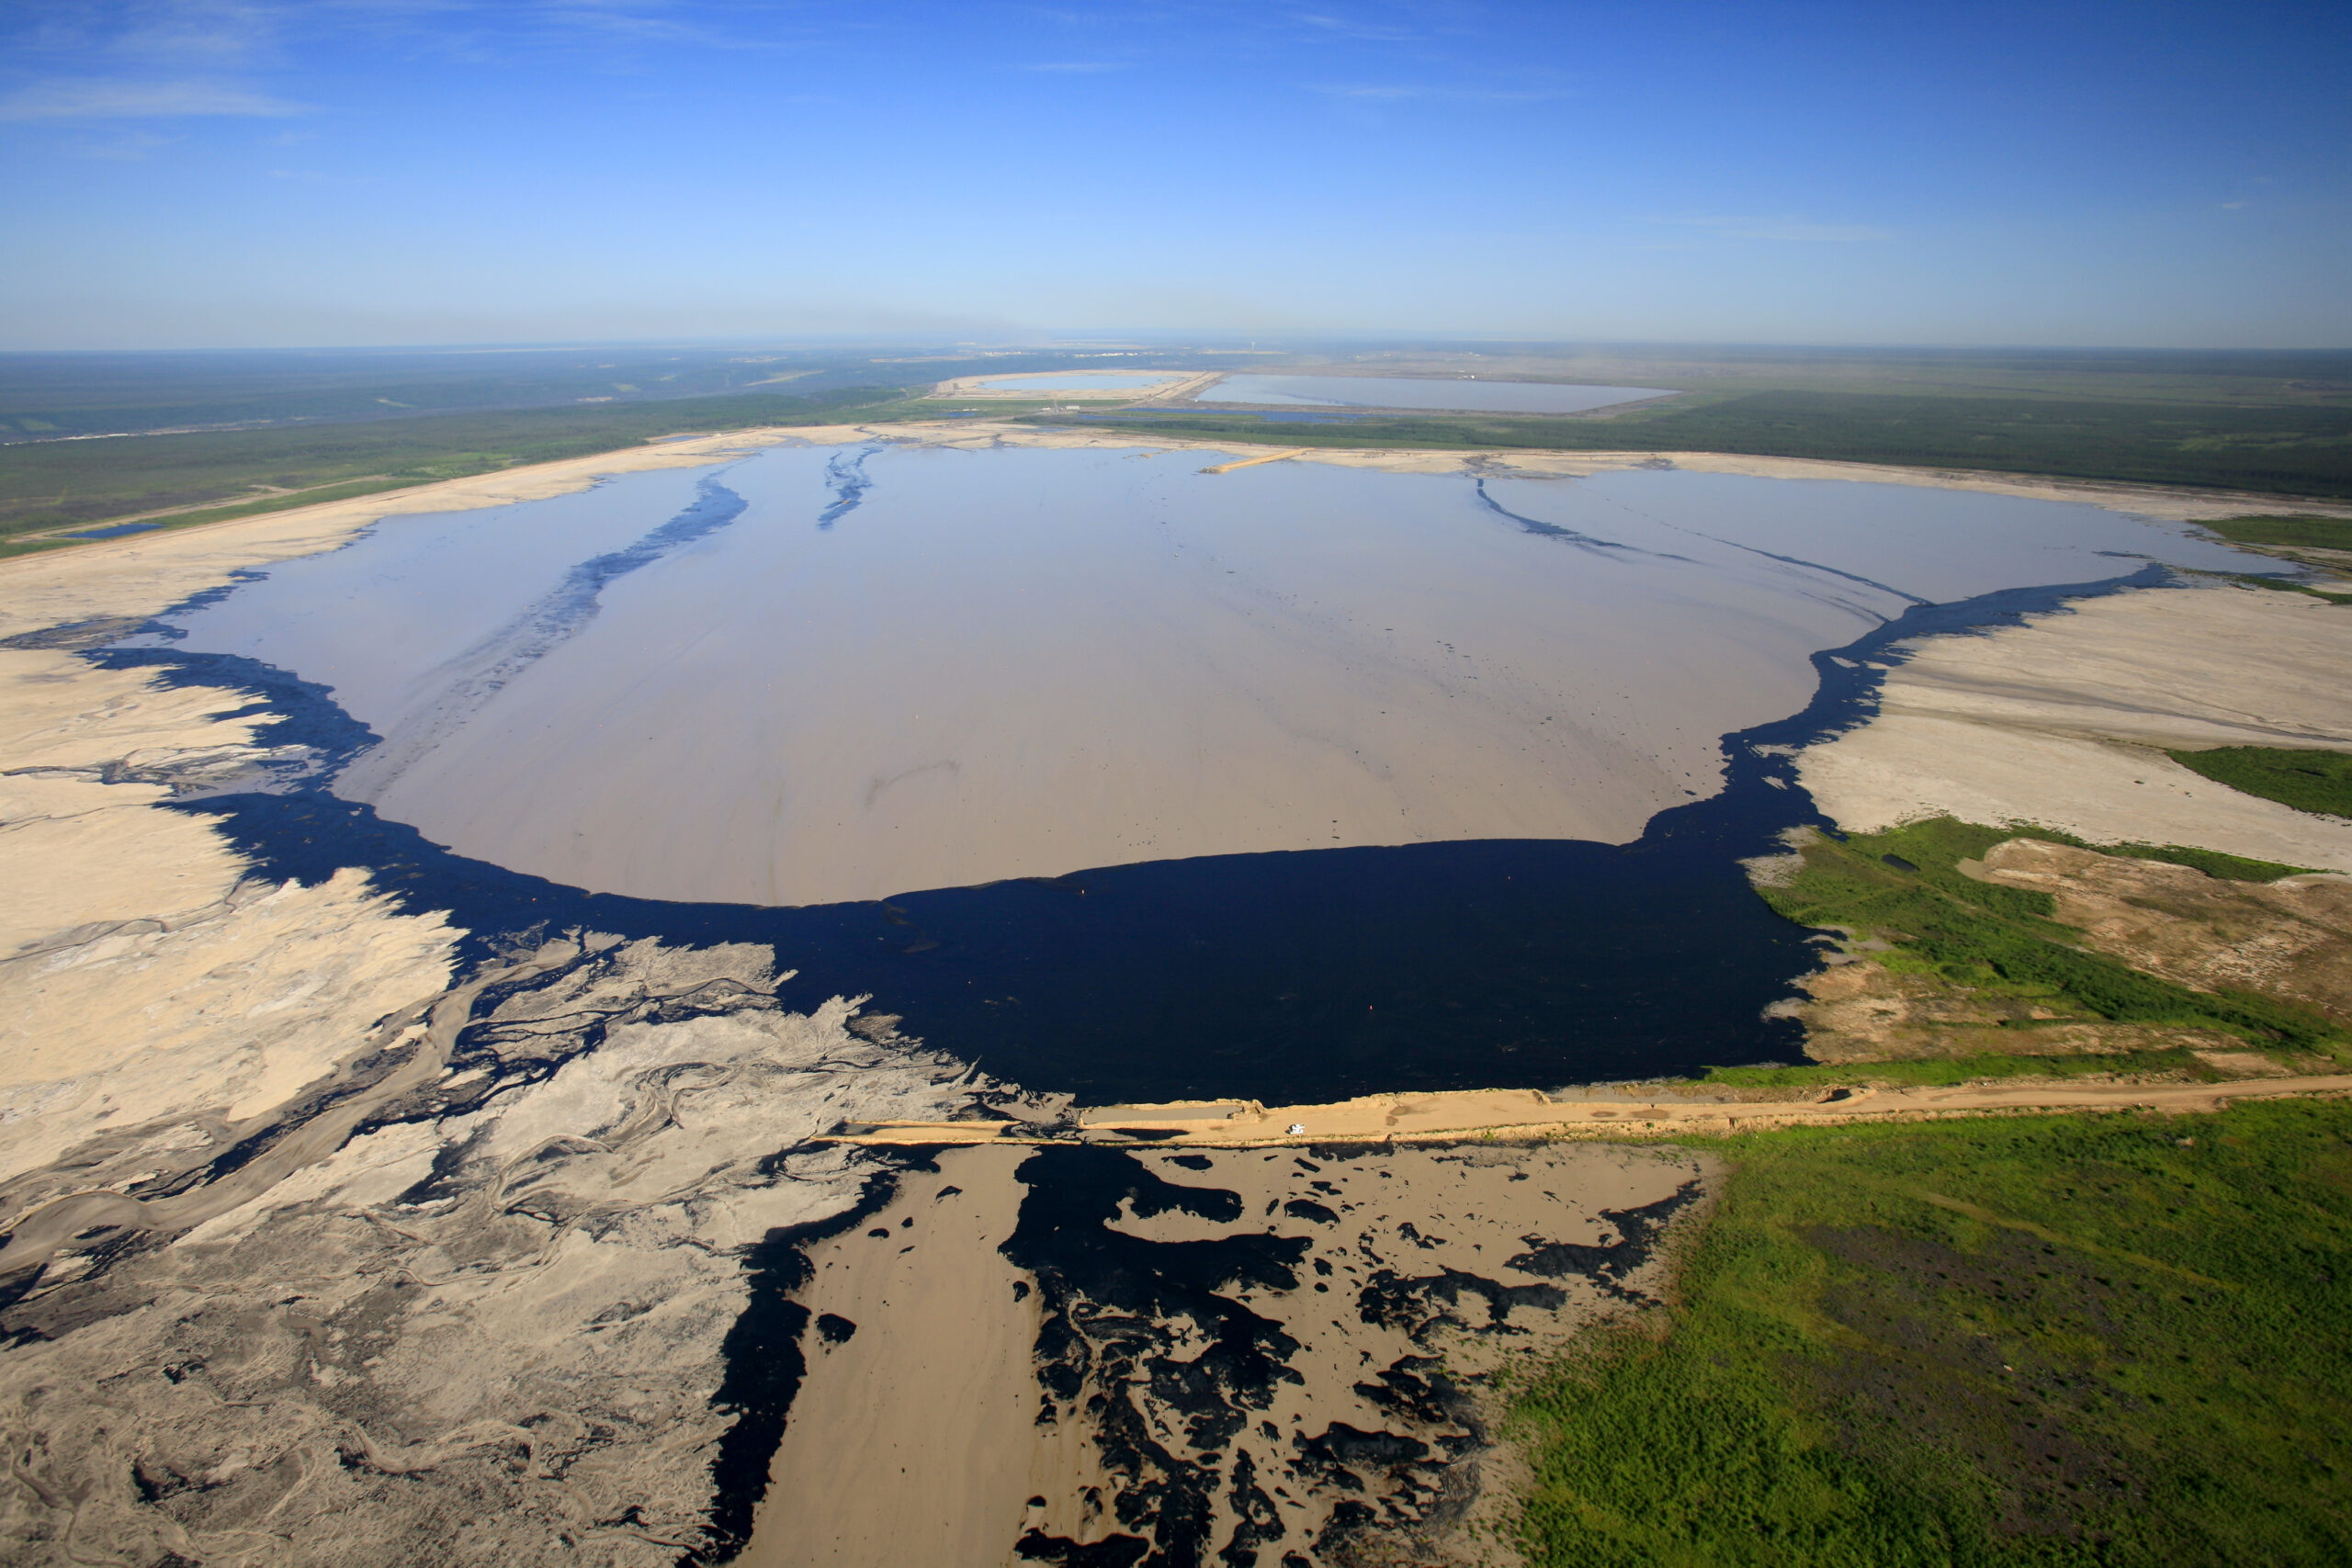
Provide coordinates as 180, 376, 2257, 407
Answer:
1195, 375, 1675, 414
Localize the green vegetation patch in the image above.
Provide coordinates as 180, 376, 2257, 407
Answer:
1754, 817, 2342, 1054
1510, 1100, 2352, 1564
1705, 1047, 2217, 1091
2165, 746, 2352, 819
2239, 573, 2352, 606
2229, 573, 2352, 605
2199, 513, 2352, 552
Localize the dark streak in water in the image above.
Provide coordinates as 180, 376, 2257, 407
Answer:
1693, 534, 1933, 609
1470, 478, 1654, 557
1531, 478, 1931, 609
551, 473, 752, 606
817, 446, 880, 530
337, 472, 752, 795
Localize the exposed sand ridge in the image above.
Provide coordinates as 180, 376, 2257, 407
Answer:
1795, 581, 2352, 871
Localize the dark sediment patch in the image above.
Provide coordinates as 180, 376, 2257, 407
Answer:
978, 1142, 1709, 1563
689, 1157, 933, 1566
816, 446, 879, 529
1002, 1145, 1306, 1565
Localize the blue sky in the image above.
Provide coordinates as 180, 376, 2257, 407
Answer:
2, 0, 2346, 349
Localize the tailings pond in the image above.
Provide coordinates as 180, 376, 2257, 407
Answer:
1193, 376, 1676, 413
128, 443, 2257, 1103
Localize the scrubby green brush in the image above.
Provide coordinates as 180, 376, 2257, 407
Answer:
1751, 818, 2343, 1055
1076, 390, 2352, 500
2165, 747, 2352, 819
1510, 1100, 2352, 1566
2198, 514, 2352, 553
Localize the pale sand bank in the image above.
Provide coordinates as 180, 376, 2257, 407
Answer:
0, 950, 999, 1564
747, 1140, 1707, 1565
0, 643, 460, 1187
1796, 581, 2352, 871
827, 1073, 2352, 1148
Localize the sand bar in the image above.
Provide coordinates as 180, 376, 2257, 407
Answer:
826, 1074, 2352, 1147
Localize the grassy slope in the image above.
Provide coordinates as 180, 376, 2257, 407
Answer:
1725, 818, 2346, 1091
2198, 514, 2352, 552
1510, 1100, 2352, 1565
2165, 747, 2352, 818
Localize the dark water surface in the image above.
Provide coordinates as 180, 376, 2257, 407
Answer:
101, 563, 2168, 1105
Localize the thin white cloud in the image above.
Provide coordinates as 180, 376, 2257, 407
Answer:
72, 128, 179, 159
1312, 83, 1561, 102
528, 3, 760, 47
0, 78, 310, 121
1655, 214, 1894, 243
1289, 10, 1425, 44
108, 1, 284, 62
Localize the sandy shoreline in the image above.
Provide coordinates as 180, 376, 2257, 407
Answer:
4, 419, 2338, 1156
